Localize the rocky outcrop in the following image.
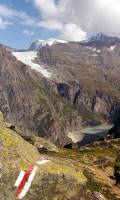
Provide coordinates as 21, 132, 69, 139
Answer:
1, 118, 120, 199
55, 81, 118, 125
23, 135, 59, 153
87, 192, 107, 200
0, 122, 89, 200
114, 154, 120, 185
108, 120, 120, 139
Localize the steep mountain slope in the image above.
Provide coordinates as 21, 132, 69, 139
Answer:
0, 44, 82, 146
37, 35, 120, 124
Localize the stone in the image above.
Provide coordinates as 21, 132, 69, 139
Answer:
0, 111, 3, 123
0, 123, 87, 200
88, 192, 107, 200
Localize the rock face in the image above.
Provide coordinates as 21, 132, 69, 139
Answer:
84, 33, 120, 47
23, 135, 59, 153
37, 36, 120, 124
114, 154, 120, 185
0, 45, 83, 146
108, 120, 120, 138
0, 33, 120, 147
87, 192, 107, 200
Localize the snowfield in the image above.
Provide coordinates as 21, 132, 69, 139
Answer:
109, 45, 116, 51
29, 38, 68, 51
33, 38, 67, 47
12, 51, 52, 78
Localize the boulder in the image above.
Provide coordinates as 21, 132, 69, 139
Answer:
0, 111, 3, 123
29, 135, 59, 153
87, 192, 107, 200
0, 124, 88, 200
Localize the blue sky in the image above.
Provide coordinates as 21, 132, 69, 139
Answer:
0, 0, 60, 49
0, 0, 120, 49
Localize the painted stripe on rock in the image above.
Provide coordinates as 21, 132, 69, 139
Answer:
14, 171, 25, 187
18, 166, 38, 199
15, 157, 50, 199
36, 159, 50, 165
16, 166, 33, 197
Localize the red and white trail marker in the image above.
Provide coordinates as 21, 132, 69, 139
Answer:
14, 157, 50, 199
14, 171, 25, 187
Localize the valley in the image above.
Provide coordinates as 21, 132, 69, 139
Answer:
0, 34, 120, 148
0, 33, 120, 200
1, 0, 120, 199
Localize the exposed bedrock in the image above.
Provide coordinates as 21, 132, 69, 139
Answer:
56, 82, 120, 124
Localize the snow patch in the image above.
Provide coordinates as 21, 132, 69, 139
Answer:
29, 38, 68, 51
92, 48, 97, 52
12, 51, 52, 78
42, 38, 67, 46
97, 50, 101, 53
109, 45, 116, 51
91, 48, 100, 55
92, 53, 98, 57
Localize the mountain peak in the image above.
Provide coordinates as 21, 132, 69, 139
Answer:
29, 38, 68, 51
82, 33, 120, 47
90, 33, 107, 41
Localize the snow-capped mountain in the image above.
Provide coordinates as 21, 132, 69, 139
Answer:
29, 38, 67, 51
1, 33, 120, 148
82, 33, 120, 47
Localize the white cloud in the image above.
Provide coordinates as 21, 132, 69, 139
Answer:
0, 5, 26, 19
60, 23, 87, 41
2, 0, 120, 41
0, 18, 12, 29
22, 29, 34, 36
38, 20, 63, 30
32, 0, 120, 40
0, 4, 36, 27
34, 0, 58, 18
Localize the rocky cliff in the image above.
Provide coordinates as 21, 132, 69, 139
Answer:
37, 38, 120, 124
0, 45, 82, 146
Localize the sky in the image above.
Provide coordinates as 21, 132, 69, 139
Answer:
0, 0, 120, 49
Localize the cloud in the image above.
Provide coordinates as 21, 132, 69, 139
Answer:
38, 20, 63, 30
0, 4, 36, 27
60, 23, 87, 41
0, 18, 12, 29
32, 0, 120, 40
34, 0, 58, 18
22, 29, 34, 36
